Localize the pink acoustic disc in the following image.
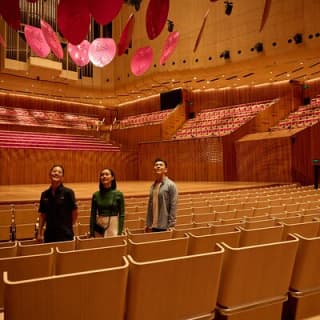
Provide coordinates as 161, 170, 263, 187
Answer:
89, 0, 123, 25
68, 40, 90, 67
89, 38, 116, 67
40, 19, 63, 59
57, 0, 90, 45
160, 31, 179, 65
146, 0, 169, 40
118, 13, 135, 56
0, 33, 6, 48
0, 0, 20, 30
130, 46, 153, 76
24, 25, 51, 58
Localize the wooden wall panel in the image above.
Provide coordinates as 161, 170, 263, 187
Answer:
291, 127, 313, 185
0, 150, 137, 185
188, 82, 296, 114
117, 96, 160, 119
311, 122, 320, 161
161, 104, 187, 140
138, 138, 224, 182
0, 149, 9, 185
111, 125, 161, 149
235, 134, 293, 182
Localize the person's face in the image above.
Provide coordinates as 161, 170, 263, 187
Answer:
100, 169, 114, 187
153, 161, 167, 176
50, 166, 64, 184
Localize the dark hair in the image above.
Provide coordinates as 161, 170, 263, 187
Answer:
49, 164, 64, 176
153, 158, 168, 168
99, 168, 117, 191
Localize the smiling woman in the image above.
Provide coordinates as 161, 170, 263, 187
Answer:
90, 168, 125, 238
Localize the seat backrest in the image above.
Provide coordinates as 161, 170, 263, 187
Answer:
281, 220, 320, 240
15, 223, 36, 240
244, 219, 277, 230
128, 229, 173, 243
238, 225, 284, 246
4, 256, 129, 320
188, 229, 241, 254
76, 234, 127, 249
18, 239, 76, 256
126, 246, 224, 320
0, 226, 11, 242
172, 225, 211, 238
217, 234, 299, 308
13, 208, 38, 225
127, 235, 189, 262
0, 241, 17, 258
211, 221, 245, 233
56, 240, 127, 274
290, 233, 320, 292
192, 212, 215, 223
0, 248, 54, 310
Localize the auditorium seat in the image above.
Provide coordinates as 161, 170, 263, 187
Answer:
76, 234, 127, 249
172, 225, 212, 238
238, 225, 284, 246
0, 208, 13, 241
244, 218, 277, 229
193, 212, 216, 224
176, 213, 193, 225
13, 207, 38, 225
214, 209, 237, 220
274, 215, 303, 224
127, 229, 173, 242
127, 234, 189, 262
188, 229, 241, 254
0, 241, 17, 258
211, 221, 245, 233
126, 245, 224, 320
125, 212, 143, 220
55, 241, 127, 274
77, 222, 90, 236
18, 239, 76, 256
15, 223, 37, 240
284, 233, 320, 319
216, 234, 299, 319
0, 129, 120, 152
4, 256, 129, 320
280, 220, 320, 240
0, 248, 54, 311
124, 218, 145, 230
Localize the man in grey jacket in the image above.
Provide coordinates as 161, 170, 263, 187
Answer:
146, 158, 178, 232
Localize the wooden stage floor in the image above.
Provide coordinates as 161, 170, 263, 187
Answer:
0, 181, 282, 204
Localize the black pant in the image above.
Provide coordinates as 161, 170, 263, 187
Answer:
151, 228, 167, 232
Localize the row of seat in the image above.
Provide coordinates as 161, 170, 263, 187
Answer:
271, 101, 320, 131
174, 100, 275, 139
1, 225, 319, 319
0, 129, 120, 151
118, 109, 172, 129
0, 105, 98, 131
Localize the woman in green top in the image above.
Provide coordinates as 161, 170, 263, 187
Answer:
90, 168, 125, 237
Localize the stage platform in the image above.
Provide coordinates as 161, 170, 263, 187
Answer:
0, 181, 285, 204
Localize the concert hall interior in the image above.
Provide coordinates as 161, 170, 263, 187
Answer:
1, 1, 320, 320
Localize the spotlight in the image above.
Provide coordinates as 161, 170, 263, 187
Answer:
293, 33, 303, 44
167, 20, 174, 33
224, 1, 233, 15
254, 42, 263, 53
220, 50, 230, 59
